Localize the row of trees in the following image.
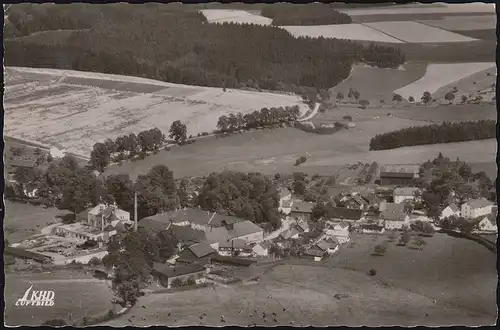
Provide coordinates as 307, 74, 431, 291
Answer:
369, 120, 496, 151
261, 3, 352, 26
216, 106, 301, 133
5, 4, 405, 93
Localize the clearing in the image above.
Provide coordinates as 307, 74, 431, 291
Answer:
4, 269, 115, 326
101, 259, 494, 326
393, 62, 496, 100
362, 21, 477, 43
417, 15, 496, 31
3, 200, 73, 244
200, 9, 272, 25
4, 67, 306, 155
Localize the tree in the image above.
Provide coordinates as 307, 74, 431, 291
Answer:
294, 156, 307, 166
412, 236, 426, 250
368, 268, 377, 276
444, 92, 455, 104
169, 120, 187, 144
216, 115, 229, 132
186, 276, 196, 286
171, 278, 183, 288
408, 96, 415, 103
460, 95, 468, 104
90, 142, 110, 172
373, 243, 387, 256
104, 138, 117, 154
292, 172, 307, 195
336, 92, 344, 103
46, 153, 53, 163
34, 147, 42, 156
421, 91, 432, 105
392, 93, 403, 106
358, 99, 369, 109
319, 89, 330, 102
399, 230, 411, 246
347, 88, 354, 102
352, 90, 360, 102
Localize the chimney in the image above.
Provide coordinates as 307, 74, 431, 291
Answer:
134, 191, 138, 232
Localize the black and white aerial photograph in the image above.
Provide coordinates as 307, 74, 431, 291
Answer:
2, 1, 498, 327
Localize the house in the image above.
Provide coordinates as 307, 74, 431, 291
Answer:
381, 203, 410, 230
316, 239, 339, 255
359, 223, 386, 234
338, 192, 367, 210
4, 246, 53, 264
278, 187, 292, 213
138, 214, 173, 234
328, 207, 364, 222
461, 198, 494, 219
204, 226, 230, 249
393, 187, 421, 204
218, 239, 246, 256
50, 143, 66, 159
6, 159, 36, 174
280, 200, 293, 215
324, 222, 350, 244
440, 203, 461, 220
168, 226, 206, 250
279, 227, 300, 240
295, 220, 310, 233
228, 220, 264, 243
290, 201, 315, 221
152, 263, 208, 288
378, 164, 420, 186
81, 204, 131, 231
325, 186, 350, 202
475, 214, 497, 233
302, 247, 325, 261
209, 255, 256, 267
252, 241, 271, 257
175, 241, 217, 265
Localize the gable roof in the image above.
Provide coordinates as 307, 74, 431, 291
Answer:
76, 208, 92, 221
295, 221, 309, 232
303, 248, 324, 257
326, 186, 350, 199
279, 227, 300, 240
447, 203, 460, 213
393, 187, 420, 196
330, 207, 363, 221
204, 226, 230, 244
316, 240, 337, 252
380, 203, 407, 221
152, 262, 206, 278
279, 187, 291, 199
219, 239, 246, 249
188, 241, 217, 258
464, 198, 493, 209
380, 164, 420, 175
8, 159, 36, 169
291, 201, 314, 214
169, 226, 206, 245
229, 220, 263, 239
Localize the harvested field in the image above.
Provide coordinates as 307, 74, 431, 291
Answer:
200, 9, 272, 25
3, 200, 73, 243
340, 3, 495, 16
101, 262, 494, 327
322, 233, 497, 321
363, 21, 478, 43
4, 270, 114, 326
281, 24, 403, 43
417, 15, 496, 31
393, 62, 496, 100
452, 29, 497, 41
329, 62, 427, 104
4, 67, 306, 155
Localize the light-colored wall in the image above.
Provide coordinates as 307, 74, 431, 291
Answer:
65, 250, 108, 265
233, 231, 264, 244
394, 195, 414, 204
461, 204, 492, 219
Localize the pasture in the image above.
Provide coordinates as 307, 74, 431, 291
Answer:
324, 233, 497, 320
339, 3, 495, 16
101, 262, 494, 327
4, 67, 305, 155
200, 9, 271, 25
452, 29, 497, 41
3, 200, 73, 243
362, 21, 477, 43
4, 270, 115, 326
393, 62, 496, 100
417, 15, 496, 31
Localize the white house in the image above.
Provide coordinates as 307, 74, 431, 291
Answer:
23, 188, 38, 198
440, 203, 461, 220
324, 222, 350, 244
280, 200, 293, 215
461, 198, 493, 219
393, 187, 421, 204
381, 203, 410, 230
278, 188, 292, 213
252, 241, 270, 257
50, 143, 66, 159
475, 214, 497, 233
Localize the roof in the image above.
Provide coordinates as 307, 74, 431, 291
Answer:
210, 255, 256, 266
138, 218, 169, 233
205, 227, 230, 244
279, 227, 300, 240
8, 159, 36, 168
380, 203, 407, 221
229, 220, 263, 239
380, 172, 416, 179
480, 213, 497, 225
303, 248, 324, 257
330, 207, 363, 221
295, 221, 309, 232
219, 239, 246, 249
447, 203, 460, 213
349, 194, 366, 205
326, 186, 350, 199
279, 187, 291, 199
188, 241, 217, 258
316, 241, 337, 251
282, 200, 293, 208
291, 201, 315, 214
169, 226, 206, 245
393, 187, 420, 196
152, 263, 206, 278
380, 164, 420, 174
4, 246, 52, 263
464, 198, 493, 209
176, 249, 215, 264
76, 208, 92, 221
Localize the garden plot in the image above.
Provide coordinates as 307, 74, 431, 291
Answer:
393, 62, 496, 100
363, 21, 478, 43
340, 3, 495, 16
200, 9, 271, 25
4, 67, 305, 155
417, 15, 496, 31
282, 24, 403, 43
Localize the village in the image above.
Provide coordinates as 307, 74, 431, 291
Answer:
4, 157, 497, 296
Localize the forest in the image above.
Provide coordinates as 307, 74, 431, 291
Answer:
369, 120, 496, 151
5, 3, 405, 92
261, 3, 352, 26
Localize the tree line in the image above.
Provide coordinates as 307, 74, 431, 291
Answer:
216, 105, 301, 133
369, 120, 496, 151
5, 4, 405, 93
261, 3, 352, 26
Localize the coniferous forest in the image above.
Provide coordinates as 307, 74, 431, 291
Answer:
4, 4, 405, 92
369, 120, 496, 151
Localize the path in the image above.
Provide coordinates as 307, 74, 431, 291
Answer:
263, 217, 294, 241
297, 103, 320, 122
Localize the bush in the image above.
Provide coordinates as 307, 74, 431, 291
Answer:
368, 268, 377, 276
294, 156, 307, 166
171, 278, 183, 288
342, 115, 353, 121
186, 276, 196, 286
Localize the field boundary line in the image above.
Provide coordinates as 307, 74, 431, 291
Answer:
359, 23, 408, 43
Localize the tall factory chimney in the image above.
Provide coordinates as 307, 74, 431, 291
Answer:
134, 191, 138, 232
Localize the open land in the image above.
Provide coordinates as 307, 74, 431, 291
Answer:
338, 3, 495, 16
200, 9, 272, 25
101, 232, 496, 326
417, 15, 497, 31
4, 270, 115, 326
4, 67, 306, 155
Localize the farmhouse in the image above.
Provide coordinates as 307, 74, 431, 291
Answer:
461, 198, 494, 219
328, 207, 364, 222
440, 203, 461, 220
204, 226, 230, 249
294, 220, 310, 233
278, 187, 292, 213
4, 246, 53, 264
251, 241, 271, 257
325, 186, 350, 201
475, 214, 497, 233
49, 143, 66, 159
218, 239, 246, 256
379, 164, 420, 186
290, 201, 315, 221
324, 222, 351, 244
152, 263, 208, 288
168, 226, 206, 249
228, 220, 264, 243
303, 247, 325, 261
393, 187, 421, 204
381, 203, 410, 230
175, 241, 217, 265
316, 239, 339, 255
279, 227, 300, 240
78, 203, 131, 231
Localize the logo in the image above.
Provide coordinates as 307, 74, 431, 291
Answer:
15, 285, 55, 307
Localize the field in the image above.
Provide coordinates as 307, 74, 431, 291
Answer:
3, 200, 73, 243
417, 15, 496, 31
6, 29, 81, 45
200, 9, 271, 25
329, 63, 427, 104
4, 270, 115, 326
339, 3, 495, 16
393, 62, 496, 100
362, 21, 477, 43
101, 240, 496, 327
323, 233, 497, 320
451, 29, 497, 41
4, 67, 306, 155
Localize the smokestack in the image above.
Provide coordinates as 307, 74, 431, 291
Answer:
134, 191, 138, 232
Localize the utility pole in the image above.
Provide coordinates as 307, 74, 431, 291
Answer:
134, 191, 138, 232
